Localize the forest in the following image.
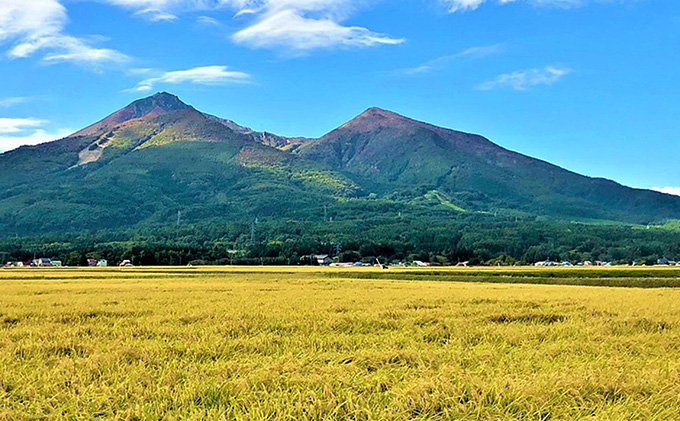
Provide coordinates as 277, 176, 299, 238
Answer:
2, 212, 679, 267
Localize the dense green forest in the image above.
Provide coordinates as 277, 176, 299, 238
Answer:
2, 212, 679, 266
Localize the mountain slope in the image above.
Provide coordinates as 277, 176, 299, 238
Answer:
296, 107, 680, 223
0, 93, 678, 237
0, 94, 356, 234
73, 92, 193, 138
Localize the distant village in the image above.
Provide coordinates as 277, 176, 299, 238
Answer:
4, 255, 680, 268
3, 258, 133, 268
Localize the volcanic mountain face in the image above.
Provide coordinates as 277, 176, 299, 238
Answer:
296, 107, 680, 222
0, 92, 677, 235
73, 92, 193, 137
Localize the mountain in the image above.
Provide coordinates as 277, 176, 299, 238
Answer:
0, 92, 678, 237
296, 107, 680, 222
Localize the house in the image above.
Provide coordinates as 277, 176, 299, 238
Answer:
87, 259, 98, 267
4, 261, 24, 268
51, 260, 62, 267
33, 258, 52, 267
413, 260, 430, 267
314, 255, 332, 266
97, 260, 108, 267
456, 261, 469, 267
535, 260, 559, 267
119, 260, 133, 267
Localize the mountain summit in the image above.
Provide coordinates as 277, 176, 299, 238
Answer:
0, 92, 678, 235
74, 92, 192, 137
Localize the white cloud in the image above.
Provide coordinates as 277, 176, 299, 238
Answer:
0, 118, 46, 134
196, 15, 221, 25
100, 0, 200, 21
130, 65, 252, 92
0, 0, 129, 66
441, 0, 589, 13
41, 36, 129, 65
0, 97, 30, 108
0, 128, 73, 153
135, 9, 180, 22
651, 187, 680, 197
0, 117, 72, 153
395, 44, 504, 76
477, 65, 571, 91
232, 9, 403, 52
230, 1, 404, 52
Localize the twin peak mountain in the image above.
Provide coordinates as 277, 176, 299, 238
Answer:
0, 92, 678, 234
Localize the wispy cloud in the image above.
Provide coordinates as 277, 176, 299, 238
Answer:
0, 117, 72, 153
129, 65, 252, 92
0, 97, 30, 108
441, 0, 597, 13
196, 15, 221, 26
0, 118, 46, 134
394, 44, 504, 76
476, 65, 571, 91
232, 9, 404, 53
651, 187, 680, 197
100, 0, 195, 21
0, 0, 129, 67
134, 9, 179, 22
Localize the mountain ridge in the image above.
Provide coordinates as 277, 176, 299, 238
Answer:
0, 92, 678, 236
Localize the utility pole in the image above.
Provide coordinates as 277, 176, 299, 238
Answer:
323, 205, 328, 222
250, 220, 256, 244
176, 210, 181, 227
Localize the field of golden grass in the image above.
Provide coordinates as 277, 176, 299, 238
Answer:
1, 266, 679, 419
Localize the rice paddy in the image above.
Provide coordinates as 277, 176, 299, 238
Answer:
1, 266, 680, 419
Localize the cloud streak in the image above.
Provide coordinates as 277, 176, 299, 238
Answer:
0, 118, 46, 134
0, 97, 30, 108
394, 44, 504, 76
129, 65, 252, 92
476, 65, 571, 91
441, 0, 595, 13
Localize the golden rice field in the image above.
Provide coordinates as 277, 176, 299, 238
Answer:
1, 266, 680, 420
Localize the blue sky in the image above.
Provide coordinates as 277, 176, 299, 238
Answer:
0, 0, 678, 194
